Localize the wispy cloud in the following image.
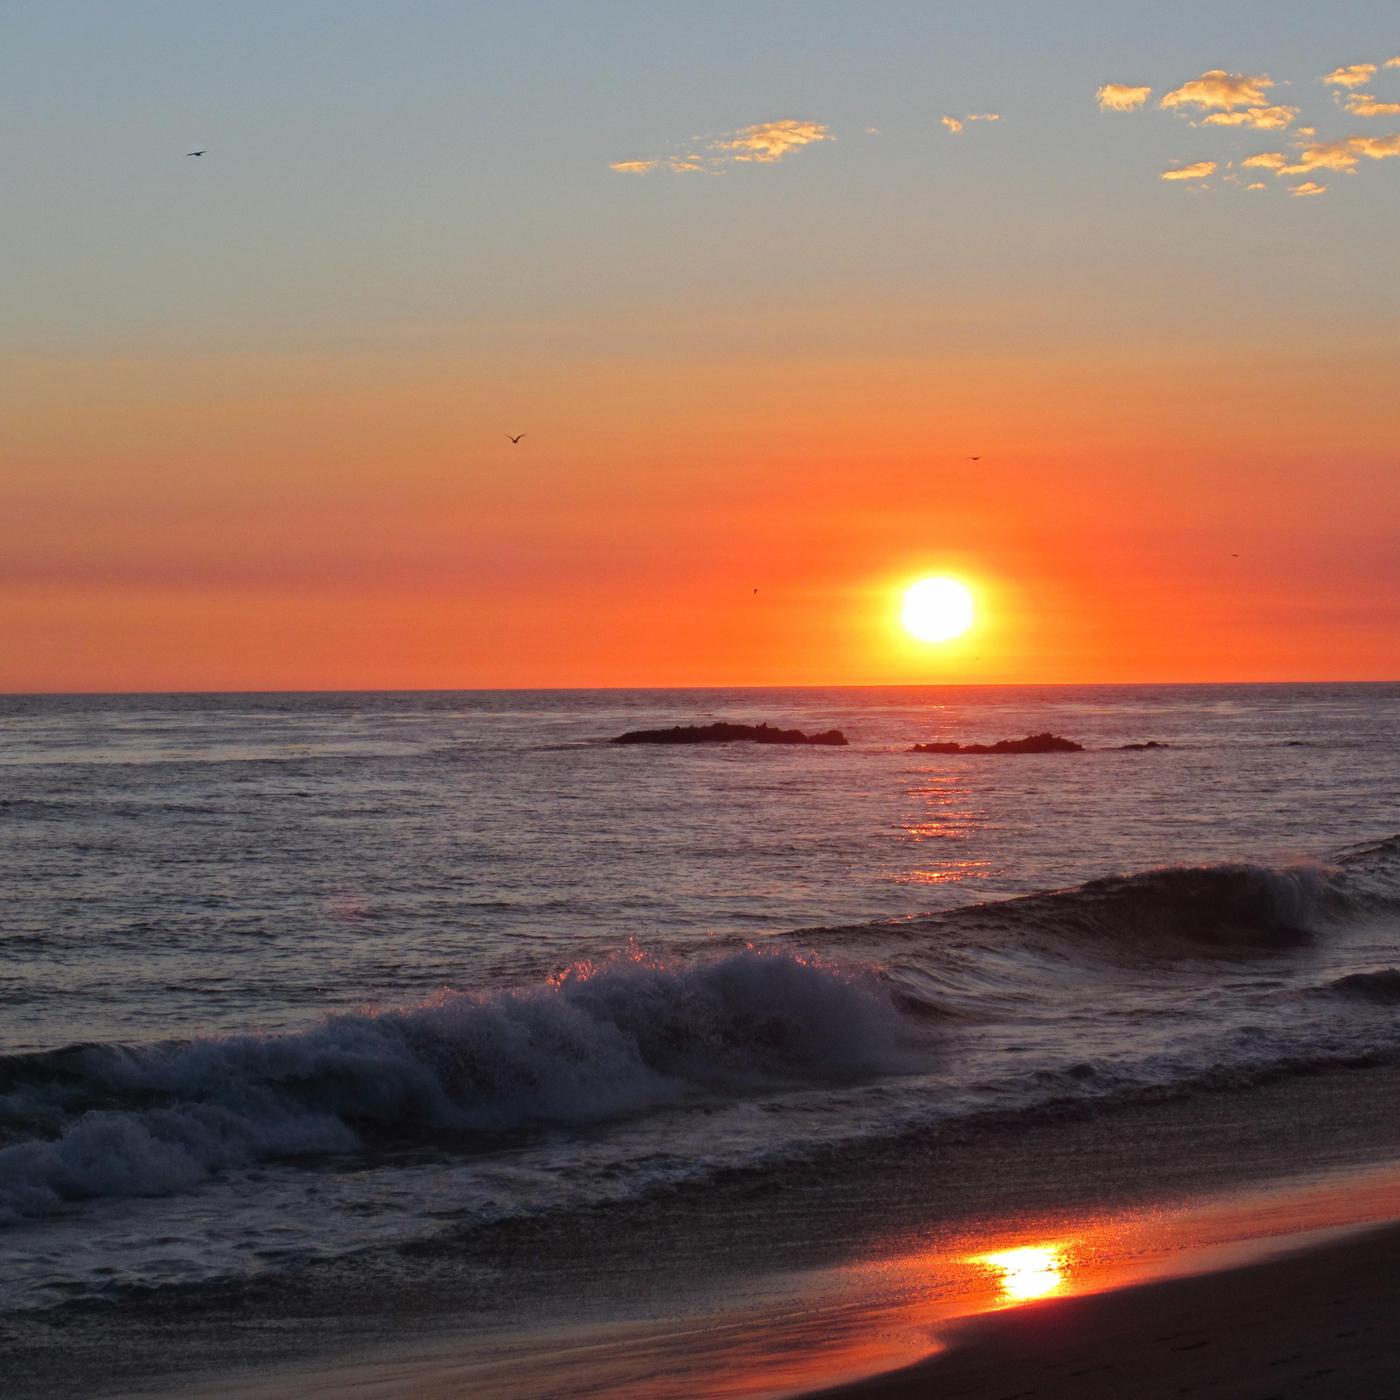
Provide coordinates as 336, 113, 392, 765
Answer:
611, 118, 833, 175
1160, 70, 1275, 112
1244, 132, 1400, 175
1097, 83, 1152, 112
1290, 180, 1327, 196
1198, 105, 1298, 130
1388, 56, 1400, 69
609, 156, 709, 175
1322, 63, 1376, 87
1161, 160, 1217, 181
1343, 93, 1400, 116
711, 119, 833, 163
942, 112, 998, 134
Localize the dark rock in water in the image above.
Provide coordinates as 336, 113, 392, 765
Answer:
910, 731, 1084, 755
611, 721, 848, 747
1118, 741, 1171, 750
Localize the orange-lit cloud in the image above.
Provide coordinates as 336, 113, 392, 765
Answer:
1160, 70, 1275, 112
1246, 181, 1267, 189
1323, 63, 1376, 87
712, 119, 833, 163
1343, 93, 1400, 116
1199, 105, 1298, 130
1246, 132, 1400, 175
612, 119, 832, 175
1161, 160, 1216, 180
1290, 181, 1327, 196
1388, 56, 1400, 69
1097, 83, 1152, 111
943, 113, 998, 133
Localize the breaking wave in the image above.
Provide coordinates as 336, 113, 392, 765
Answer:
0, 948, 914, 1223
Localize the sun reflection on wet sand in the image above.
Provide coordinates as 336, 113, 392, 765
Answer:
979, 1244, 1067, 1302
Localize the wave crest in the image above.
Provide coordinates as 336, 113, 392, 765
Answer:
1320, 969, 1400, 1004
1060, 861, 1335, 949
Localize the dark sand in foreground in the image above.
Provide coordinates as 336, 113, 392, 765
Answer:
816, 1221, 1400, 1400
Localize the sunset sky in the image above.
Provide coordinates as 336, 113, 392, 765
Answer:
4, 1, 1398, 690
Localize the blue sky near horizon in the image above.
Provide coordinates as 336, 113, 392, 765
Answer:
5, 1, 1398, 346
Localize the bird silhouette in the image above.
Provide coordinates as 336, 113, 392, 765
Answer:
505, 433, 526, 443
185, 150, 206, 157
965, 455, 981, 461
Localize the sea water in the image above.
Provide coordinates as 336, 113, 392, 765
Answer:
2, 684, 1398, 1315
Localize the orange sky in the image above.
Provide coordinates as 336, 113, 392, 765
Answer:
4, 7, 1398, 690
5, 317, 1396, 690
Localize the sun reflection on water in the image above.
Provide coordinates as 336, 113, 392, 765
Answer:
979, 1245, 1066, 1302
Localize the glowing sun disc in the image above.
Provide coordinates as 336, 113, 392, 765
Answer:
901, 577, 974, 642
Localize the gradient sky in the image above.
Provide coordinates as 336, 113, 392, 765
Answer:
4, 1, 1398, 690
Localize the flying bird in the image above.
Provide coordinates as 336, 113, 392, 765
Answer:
965, 455, 981, 461
505, 433, 526, 443
185, 150, 206, 157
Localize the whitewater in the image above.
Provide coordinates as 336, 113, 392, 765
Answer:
2, 684, 1399, 1318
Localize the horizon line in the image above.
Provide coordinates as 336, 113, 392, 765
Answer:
3, 677, 1398, 699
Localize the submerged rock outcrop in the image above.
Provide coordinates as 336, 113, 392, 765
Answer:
910, 732, 1084, 755
611, 722, 848, 746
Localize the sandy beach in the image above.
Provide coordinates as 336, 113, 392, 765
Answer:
817, 1221, 1400, 1399
26, 1061, 1395, 1400
104, 1165, 1400, 1400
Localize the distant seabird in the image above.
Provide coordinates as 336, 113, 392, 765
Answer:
186, 150, 206, 157
506, 433, 526, 443
965, 455, 981, 461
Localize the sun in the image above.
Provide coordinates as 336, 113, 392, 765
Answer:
901, 577, 975, 643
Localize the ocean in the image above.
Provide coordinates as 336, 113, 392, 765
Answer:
3, 684, 1400, 1371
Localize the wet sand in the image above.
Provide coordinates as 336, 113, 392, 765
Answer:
21, 1063, 1400, 1400
816, 1220, 1400, 1399
118, 1164, 1400, 1400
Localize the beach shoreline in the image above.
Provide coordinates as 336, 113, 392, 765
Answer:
811, 1218, 1400, 1399
22, 1059, 1400, 1400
